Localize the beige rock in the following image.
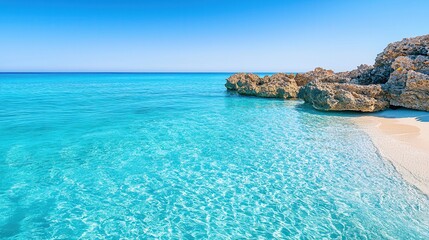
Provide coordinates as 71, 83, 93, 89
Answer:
375, 34, 429, 68
299, 81, 389, 112
225, 34, 429, 112
225, 73, 299, 99
385, 70, 429, 111
373, 34, 429, 84
225, 73, 260, 91
294, 67, 335, 86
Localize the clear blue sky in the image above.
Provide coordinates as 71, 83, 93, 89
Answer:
0, 0, 428, 72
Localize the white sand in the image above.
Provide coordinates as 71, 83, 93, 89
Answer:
353, 109, 429, 195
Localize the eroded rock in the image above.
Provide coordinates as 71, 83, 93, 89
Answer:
373, 34, 429, 84
299, 81, 389, 112
375, 35, 429, 68
384, 56, 429, 111
225, 73, 260, 91
226, 73, 299, 98
294, 67, 335, 86
225, 34, 429, 112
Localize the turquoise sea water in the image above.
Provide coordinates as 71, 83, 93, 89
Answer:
1, 73, 429, 239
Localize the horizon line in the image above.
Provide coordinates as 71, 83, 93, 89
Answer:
0, 71, 302, 74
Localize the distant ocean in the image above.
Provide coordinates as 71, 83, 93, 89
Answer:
1, 73, 428, 239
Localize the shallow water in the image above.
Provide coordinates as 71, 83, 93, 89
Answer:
1, 73, 428, 239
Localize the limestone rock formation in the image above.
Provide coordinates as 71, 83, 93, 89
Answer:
225, 73, 299, 98
374, 34, 429, 84
225, 34, 429, 112
339, 65, 379, 85
299, 81, 389, 112
384, 56, 429, 111
294, 67, 335, 86
225, 73, 260, 91
375, 35, 429, 69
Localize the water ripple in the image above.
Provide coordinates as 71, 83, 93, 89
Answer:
0, 73, 428, 239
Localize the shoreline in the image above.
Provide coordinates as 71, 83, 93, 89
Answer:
353, 109, 429, 195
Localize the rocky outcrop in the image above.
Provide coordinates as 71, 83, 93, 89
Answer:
299, 81, 389, 112
376, 35, 429, 66
225, 34, 429, 112
294, 67, 335, 86
374, 35, 429, 84
225, 73, 260, 91
226, 73, 299, 98
384, 56, 429, 111
339, 65, 383, 85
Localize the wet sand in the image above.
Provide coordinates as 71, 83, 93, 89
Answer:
354, 109, 429, 195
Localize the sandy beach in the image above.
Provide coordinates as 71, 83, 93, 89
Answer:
354, 109, 429, 195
